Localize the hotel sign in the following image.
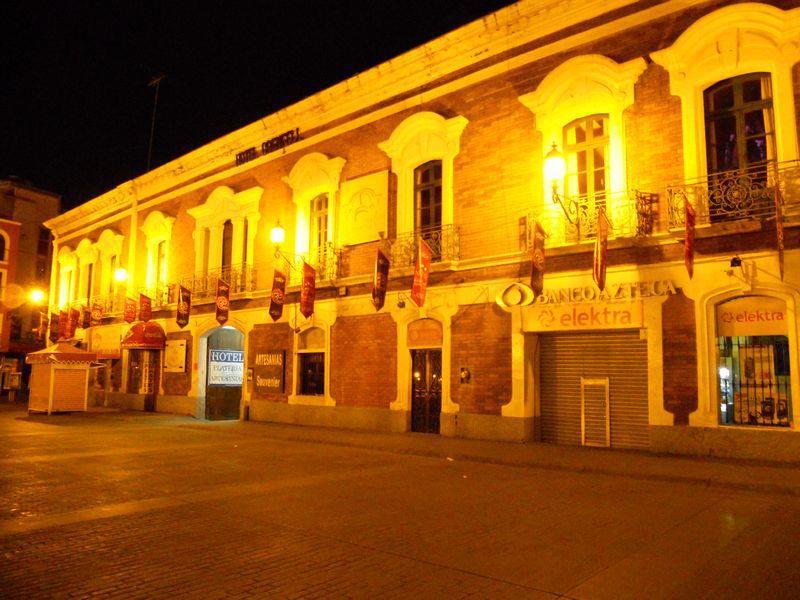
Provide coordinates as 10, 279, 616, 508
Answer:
208, 350, 244, 386
253, 351, 285, 394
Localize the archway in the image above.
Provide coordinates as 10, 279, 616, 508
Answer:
202, 326, 244, 420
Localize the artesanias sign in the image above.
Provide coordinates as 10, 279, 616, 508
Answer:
253, 351, 285, 395
207, 350, 244, 386
525, 302, 643, 332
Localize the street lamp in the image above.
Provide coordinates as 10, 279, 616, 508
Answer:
28, 288, 46, 304
114, 268, 128, 282
543, 142, 579, 225
270, 222, 285, 257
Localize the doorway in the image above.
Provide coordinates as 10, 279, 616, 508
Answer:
127, 350, 160, 412
411, 349, 442, 433
204, 326, 244, 420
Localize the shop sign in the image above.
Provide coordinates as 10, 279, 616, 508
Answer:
716, 296, 787, 337
497, 280, 676, 310
525, 302, 643, 332
253, 351, 285, 394
208, 350, 244, 386
164, 340, 187, 373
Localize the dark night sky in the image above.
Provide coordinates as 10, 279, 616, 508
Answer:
2, 1, 514, 211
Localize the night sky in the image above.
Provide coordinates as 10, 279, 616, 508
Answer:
2, 1, 514, 211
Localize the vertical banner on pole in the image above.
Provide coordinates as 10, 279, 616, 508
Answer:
299, 262, 316, 319
139, 294, 152, 322
176, 285, 191, 329
684, 198, 696, 279
371, 249, 390, 311
80, 306, 91, 329
411, 237, 433, 308
52, 312, 63, 342
90, 303, 103, 327
67, 307, 80, 339
124, 298, 137, 323
592, 209, 610, 292
269, 270, 287, 322
530, 221, 546, 298
775, 185, 785, 281
215, 279, 230, 325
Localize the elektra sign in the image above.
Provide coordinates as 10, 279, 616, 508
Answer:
208, 350, 244, 386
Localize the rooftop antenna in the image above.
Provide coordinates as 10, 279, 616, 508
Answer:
147, 74, 165, 172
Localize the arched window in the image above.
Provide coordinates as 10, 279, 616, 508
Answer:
704, 73, 775, 175
414, 160, 442, 232
310, 193, 329, 262
297, 327, 325, 396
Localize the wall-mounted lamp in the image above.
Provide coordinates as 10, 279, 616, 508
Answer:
28, 288, 46, 304
113, 268, 128, 282
543, 142, 579, 225
270, 222, 286, 257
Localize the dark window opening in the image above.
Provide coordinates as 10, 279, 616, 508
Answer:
299, 352, 324, 396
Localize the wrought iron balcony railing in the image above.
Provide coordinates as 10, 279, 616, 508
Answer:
138, 284, 171, 308
287, 242, 340, 287
667, 160, 800, 228
526, 190, 659, 247
176, 263, 257, 300
390, 224, 461, 267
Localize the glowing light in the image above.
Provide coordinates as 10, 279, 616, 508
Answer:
270, 223, 285, 245
114, 268, 128, 282
718, 366, 730, 379
543, 142, 566, 190
28, 289, 46, 304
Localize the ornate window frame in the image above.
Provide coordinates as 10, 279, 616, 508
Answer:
74, 239, 98, 301
379, 111, 468, 237
56, 245, 77, 307
187, 185, 262, 274
140, 211, 175, 295
519, 54, 645, 233
289, 318, 335, 407
283, 152, 346, 259
651, 3, 800, 180
95, 229, 124, 298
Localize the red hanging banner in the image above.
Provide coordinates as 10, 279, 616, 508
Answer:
592, 209, 610, 292
90, 303, 104, 327
299, 262, 316, 318
269, 270, 287, 322
411, 237, 433, 308
67, 307, 80, 339
775, 184, 785, 281
124, 297, 137, 323
530, 220, 546, 298
52, 312, 63, 342
215, 279, 230, 325
38, 312, 49, 342
684, 198, 696, 279
371, 248, 390, 311
139, 293, 152, 322
176, 285, 191, 329
80, 306, 91, 329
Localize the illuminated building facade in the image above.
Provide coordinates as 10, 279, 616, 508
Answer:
44, 1, 800, 460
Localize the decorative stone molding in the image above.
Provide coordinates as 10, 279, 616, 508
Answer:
379, 112, 468, 236
338, 170, 389, 246
283, 152, 346, 257
519, 54, 646, 203
651, 3, 800, 179
187, 185, 263, 273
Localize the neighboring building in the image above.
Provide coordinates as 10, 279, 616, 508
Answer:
0, 178, 60, 391
44, 1, 800, 461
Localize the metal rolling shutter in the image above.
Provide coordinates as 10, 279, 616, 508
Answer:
539, 331, 649, 450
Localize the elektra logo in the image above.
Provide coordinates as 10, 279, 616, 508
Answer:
720, 309, 784, 324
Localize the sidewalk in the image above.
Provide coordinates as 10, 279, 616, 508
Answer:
184, 418, 800, 497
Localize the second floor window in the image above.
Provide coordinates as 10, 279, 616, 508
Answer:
310, 194, 328, 261
564, 115, 609, 202
414, 160, 442, 232
704, 73, 775, 174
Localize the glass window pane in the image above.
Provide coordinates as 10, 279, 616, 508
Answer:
594, 169, 606, 193
593, 147, 605, 168
574, 122, 586, 144
577, 150, 587, 172
712, 85, 734, 111
746, 136, 770, 165
592, 117, 604, 138
434, 164, 442, 180
744, 110, 766, 136
709, 117, 738, 172
742, 78, 764, 103
577, 172, 588, 196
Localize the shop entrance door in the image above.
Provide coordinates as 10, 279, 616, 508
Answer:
204, 327, 244, 421
411, 349, 442, 433
127, 349, 160, 412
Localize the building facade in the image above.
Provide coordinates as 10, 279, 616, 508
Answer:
1, 178, 60, 392
44, 1, 800, 461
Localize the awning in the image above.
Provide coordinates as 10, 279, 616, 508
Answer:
121, 321, 166, 350
26, 341, 98, 365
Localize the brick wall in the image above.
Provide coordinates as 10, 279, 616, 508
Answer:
162, 331, 192, 396
248, 323, 294, 402
450, 303, 511, 415
662, 292, 698, 425
330, 314, 396, 408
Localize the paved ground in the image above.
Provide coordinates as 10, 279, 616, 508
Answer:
1, 405, 799, 599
